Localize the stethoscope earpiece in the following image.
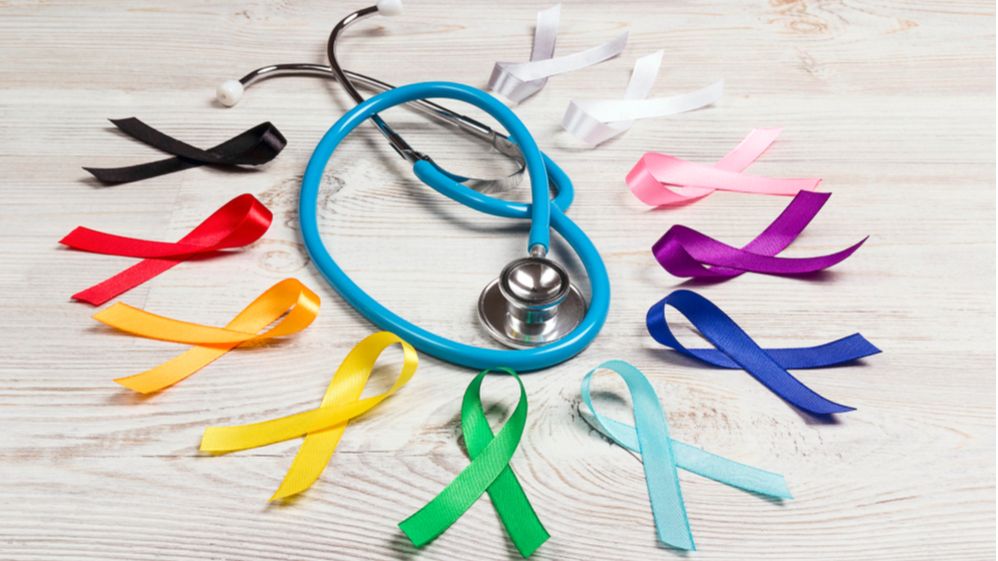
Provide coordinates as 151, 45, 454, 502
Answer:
376, 0, 403, 16
216, 79, 244, 107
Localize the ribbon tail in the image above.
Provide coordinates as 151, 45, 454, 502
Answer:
93, 302, 262, 345
201, 406, 349, 452
84, 156, 199, 184
670, 441, 791, 499
114, 344, 232, 394
714, 128, 783, 170
581, 410, 791, 499
398, 467, 495, 548
484, 467, 550, 557
692, 237, 867, 277
270, 425, 348, 501
685, 333, 881, 370
630, 394, 695, 549
60, 228, 207, 257
695, 348, 856, 415
73, 257, 181, 306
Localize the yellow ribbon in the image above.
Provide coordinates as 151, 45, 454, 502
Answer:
200, 331, 418, 501
94, 278, 320, 394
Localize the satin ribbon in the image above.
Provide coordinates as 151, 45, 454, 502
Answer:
60, 194, 272, 306
94, 278, 319, 394
84, 117, 286, 184
488, 4, 628, 104
627, 128, 821, 207
653, 191, 867, 279
562, 51, 724, 146
200, 331, 417, 501
399, 368, 548, 558
581, 360, 792, 550
647, 290, 880, 415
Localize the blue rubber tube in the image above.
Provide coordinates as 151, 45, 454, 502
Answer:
299, 81, 609, 372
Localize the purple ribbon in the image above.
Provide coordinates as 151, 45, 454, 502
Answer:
652, 191, 866, 280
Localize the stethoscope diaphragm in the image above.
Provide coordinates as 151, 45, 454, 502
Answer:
477, 257, 587, 348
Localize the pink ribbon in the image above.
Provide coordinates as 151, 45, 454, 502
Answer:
626, 129, 821, 207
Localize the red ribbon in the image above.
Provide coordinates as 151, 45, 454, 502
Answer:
61, 194, 272, 306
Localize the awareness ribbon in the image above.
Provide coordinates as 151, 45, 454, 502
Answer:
399, 368, 549, 558
94, 278, 319, 394
488, 4, 628, 104
581, 360, 792, 551
562, 50, 724, 147
627, 128, 821, 207
61, 194, 272, 306
653, 191, 867, 280
84, 117, 286, 184
200, 331, 418, 501
647, 290, 880, 415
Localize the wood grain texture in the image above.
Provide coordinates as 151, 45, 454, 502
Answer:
0, 0, 994, 559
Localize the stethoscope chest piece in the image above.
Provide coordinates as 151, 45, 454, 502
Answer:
478, 257, 587, 349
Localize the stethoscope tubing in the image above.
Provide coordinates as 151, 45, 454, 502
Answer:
299, 81, 609, 372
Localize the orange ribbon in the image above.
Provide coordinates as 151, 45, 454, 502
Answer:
93, 278, 320, 394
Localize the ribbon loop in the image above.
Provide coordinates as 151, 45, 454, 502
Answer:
488, 4, 628, 104
647, 290, 880, 415
94, 278, 319, 394
200, 331, 418, 501
562, 50, 724, 146
581, 360, 792, 550
653, 191, 867, 279
61, 194, 272, 306
84, 117, 286, 184
399, 368, 549, 558
627, 129, 820, 207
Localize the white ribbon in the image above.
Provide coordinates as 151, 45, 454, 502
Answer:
487, 4, 628, 104
562, 51, 725, 146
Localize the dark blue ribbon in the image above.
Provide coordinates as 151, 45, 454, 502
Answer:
646, 290, 880, 415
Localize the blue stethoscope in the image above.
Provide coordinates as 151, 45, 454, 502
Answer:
219, 1, 609, 372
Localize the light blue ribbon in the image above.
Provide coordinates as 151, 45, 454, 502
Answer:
580, 360, 792, 551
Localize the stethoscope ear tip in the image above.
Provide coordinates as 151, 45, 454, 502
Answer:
216, 79, 244, 107
376, 0, 403, 17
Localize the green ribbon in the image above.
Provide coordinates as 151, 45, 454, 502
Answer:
398, 368, 549, 557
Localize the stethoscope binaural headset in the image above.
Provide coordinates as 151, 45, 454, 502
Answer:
217, 0, 609, 372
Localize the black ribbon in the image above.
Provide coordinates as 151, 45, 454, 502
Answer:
84, 118, 287, 184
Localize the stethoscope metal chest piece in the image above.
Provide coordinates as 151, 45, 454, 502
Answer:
478, 256, 587, 348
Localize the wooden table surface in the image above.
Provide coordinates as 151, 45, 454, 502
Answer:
1, 1, 994, 560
